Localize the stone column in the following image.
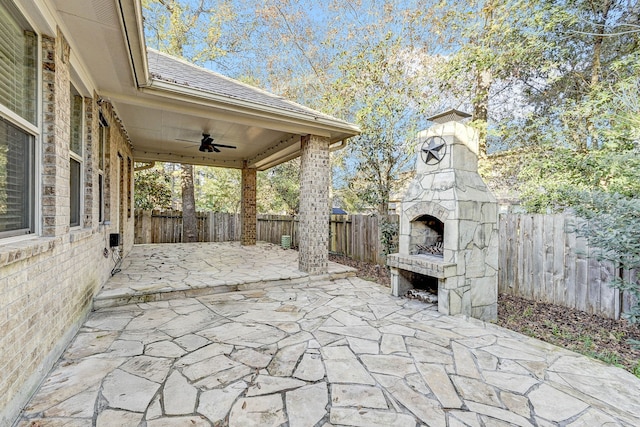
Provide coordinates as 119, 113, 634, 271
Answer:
298, 134, 330, 274
241, 162, 257, 245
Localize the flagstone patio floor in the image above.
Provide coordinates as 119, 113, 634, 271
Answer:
94, 242, 357, 309
17, 243, 640, 426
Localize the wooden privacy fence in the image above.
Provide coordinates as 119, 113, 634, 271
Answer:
134, 210, 241, 244
135, 210, 636, 319
499, 213, 637, 320
256, 214, 299, 248
134, 210, 394, 264
329, 214, 396, 264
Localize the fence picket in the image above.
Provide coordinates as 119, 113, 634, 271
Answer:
532, 215, 544, 301
552, 214, 565, 305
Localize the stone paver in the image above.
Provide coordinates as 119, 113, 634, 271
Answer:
17, 243, 640, 427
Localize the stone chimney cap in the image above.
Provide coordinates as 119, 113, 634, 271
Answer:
427, 109, 471, 124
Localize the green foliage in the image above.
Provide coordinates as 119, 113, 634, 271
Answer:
573, 192, 640, 325
432, 0, 554, 152
195, 167, 240, 213
134, 165, 172, 210
519, 147, 640, 213
508, 1, 639, 151
329, 33, 433, 214
142, 0, 241, 63
378, 215, 399, 257
138, 0, 640, 228
257, 159, 300, 215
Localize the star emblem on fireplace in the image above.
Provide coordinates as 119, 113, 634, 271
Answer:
420, 136, 447, 164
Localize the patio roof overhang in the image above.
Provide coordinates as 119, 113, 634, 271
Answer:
48, 0, 360, 170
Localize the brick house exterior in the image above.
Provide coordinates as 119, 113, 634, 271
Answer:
0, 1, 358, 424
1, 22, 135, 426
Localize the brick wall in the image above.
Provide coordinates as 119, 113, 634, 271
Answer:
0, 28, 135, 426
298, 134, 330, 274
241, 166, 257, 245
41, 33, 68, 237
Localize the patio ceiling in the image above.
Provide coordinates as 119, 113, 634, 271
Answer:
48, 0, 360, 170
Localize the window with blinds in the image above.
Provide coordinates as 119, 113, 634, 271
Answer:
0, 0, 37, 125
0, 117, 33, 236
0, 1, 36, 238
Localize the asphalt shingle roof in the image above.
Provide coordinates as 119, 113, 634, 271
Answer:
147, 49, 350, 126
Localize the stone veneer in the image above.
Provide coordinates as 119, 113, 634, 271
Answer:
387, 119, 498, 321
298, 135, 330, 274
0, 27, 135, 425
241, 165, 257, 245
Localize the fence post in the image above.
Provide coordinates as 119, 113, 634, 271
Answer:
141, 210, 152, 243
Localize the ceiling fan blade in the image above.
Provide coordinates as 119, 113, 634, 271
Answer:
211, 143, 236, 149
176, 136, 235, 152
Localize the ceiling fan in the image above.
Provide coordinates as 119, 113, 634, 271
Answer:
177, 133, 237, 153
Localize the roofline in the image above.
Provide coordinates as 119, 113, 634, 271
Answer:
117, 0, 150, 87
144, 79, 359, 137
116, 0, 359, 167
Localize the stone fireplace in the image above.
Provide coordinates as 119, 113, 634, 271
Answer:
387, 110, 498, 321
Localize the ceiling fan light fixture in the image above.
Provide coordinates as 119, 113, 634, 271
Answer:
199, 134, 215, 152
201, 134, 214, 144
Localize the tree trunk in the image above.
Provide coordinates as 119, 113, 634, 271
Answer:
585, 0, 613, 149
181, 164, 198, 242
473, 69, 492, 158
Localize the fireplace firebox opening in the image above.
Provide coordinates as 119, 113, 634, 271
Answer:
399, 270, 439, 304
410, 215, 444, 257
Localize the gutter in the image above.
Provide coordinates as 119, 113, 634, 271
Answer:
330, 139, 348, 151
118, 0, 150, 87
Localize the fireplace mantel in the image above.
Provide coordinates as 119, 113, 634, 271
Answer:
387, 254, 455, 279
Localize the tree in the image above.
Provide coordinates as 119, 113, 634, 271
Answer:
180, 164, 198, 241
431, 0, 553, 155
329, 32, 441, 215
510, 0, 640, 212
257, 159, 300, 214
142, 0, 240, 242
518, 146, 640, 213
143, 0, 243, 65
195, 166, 241, 213
134, 164, 172, 210
522, 0, 640, 151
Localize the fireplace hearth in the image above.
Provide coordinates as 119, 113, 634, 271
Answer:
387, 109, 498, 321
